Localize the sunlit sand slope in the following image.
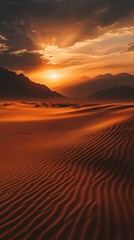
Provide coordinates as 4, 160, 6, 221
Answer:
0, 103, 134, 240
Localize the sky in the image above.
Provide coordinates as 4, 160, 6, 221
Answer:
0, 0, 134, 87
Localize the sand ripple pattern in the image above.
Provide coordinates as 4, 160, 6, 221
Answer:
0, 107, 134, 240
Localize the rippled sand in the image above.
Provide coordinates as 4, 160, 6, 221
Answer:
0, 102, 134, 240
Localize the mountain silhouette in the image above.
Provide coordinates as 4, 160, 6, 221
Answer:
88, 85, 134, 101
0, 68, 64, 99
56, 73, 134, 98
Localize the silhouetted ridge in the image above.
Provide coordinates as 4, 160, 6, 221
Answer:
88, 85, 134, 100
0, 68, 64, 99
56, 73, 134, 98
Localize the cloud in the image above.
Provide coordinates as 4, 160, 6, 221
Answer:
0, 51, 49, 72
0, 34, 7, 41
0, 34, 8, 52
0, 43, 8, 51
0, 0, 134, 76
41, 28, 134, 68
0, 0, 134, 49
122, 42, 134, 53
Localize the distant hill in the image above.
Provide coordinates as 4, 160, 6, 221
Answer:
0, 68, 64, 99
88, 86, 134, 101
56, 73, 134, 98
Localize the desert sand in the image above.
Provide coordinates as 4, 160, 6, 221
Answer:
0, 102, 134, 240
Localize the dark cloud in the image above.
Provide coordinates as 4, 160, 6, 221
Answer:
0, 51, 48, 72
0, 0, 134, 46
0, 0, 134, 71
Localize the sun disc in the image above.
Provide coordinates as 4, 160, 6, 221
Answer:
52, 73, 58, 79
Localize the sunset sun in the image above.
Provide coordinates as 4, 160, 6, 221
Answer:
51, 72, 58, 80
44, 71, 60, 81
36, 70, 66, 86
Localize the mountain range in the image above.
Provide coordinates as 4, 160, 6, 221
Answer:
89, 85, 134, 101
0, 68, 64, 100
0, 68, 134, 101
56, 73, 134, 98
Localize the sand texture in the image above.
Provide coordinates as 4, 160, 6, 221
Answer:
0, 102, 134, 240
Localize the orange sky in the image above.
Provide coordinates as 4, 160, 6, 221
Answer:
28, 27, 134, 87
0, 1, 134, 88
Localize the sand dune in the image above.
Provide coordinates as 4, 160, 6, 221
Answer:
0, 103, 134, 240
